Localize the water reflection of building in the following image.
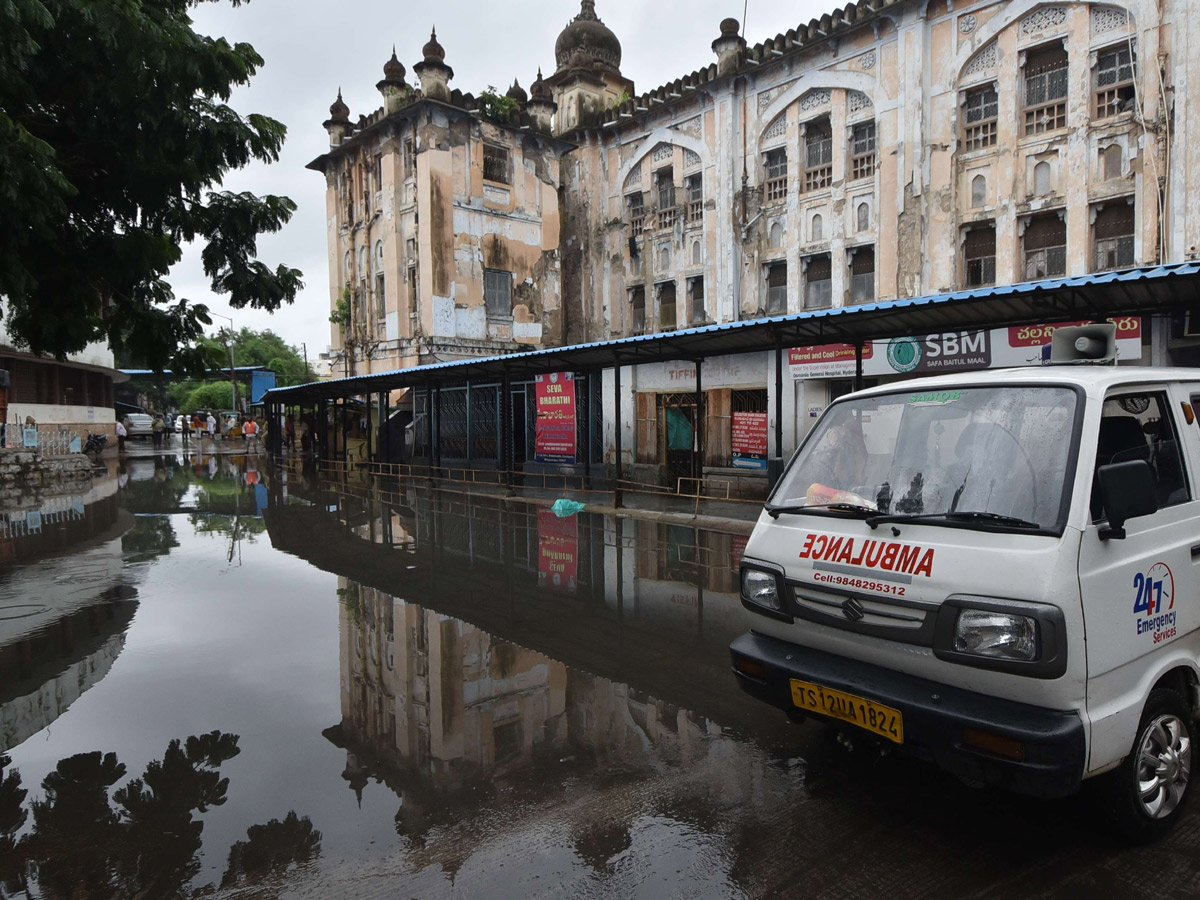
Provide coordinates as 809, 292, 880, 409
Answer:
0, 486, 137, 751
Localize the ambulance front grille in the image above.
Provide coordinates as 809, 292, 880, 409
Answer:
787, 581, 938, 646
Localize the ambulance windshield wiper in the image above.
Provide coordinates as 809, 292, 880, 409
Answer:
864, 510, 1040, 530
767, 502, 877, 520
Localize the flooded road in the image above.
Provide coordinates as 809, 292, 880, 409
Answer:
2, 454, 1199, 899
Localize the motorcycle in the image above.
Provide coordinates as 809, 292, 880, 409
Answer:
83, 432, 108, 457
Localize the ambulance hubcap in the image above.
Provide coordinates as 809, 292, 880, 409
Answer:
1136, 714, 1191, 819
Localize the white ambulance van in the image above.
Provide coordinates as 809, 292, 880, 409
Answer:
731, 338, 1200, 839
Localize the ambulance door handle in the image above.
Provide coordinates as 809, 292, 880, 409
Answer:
1191, 544, 1200, 559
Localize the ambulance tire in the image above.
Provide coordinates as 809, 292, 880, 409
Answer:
1099, 688, 1194, 843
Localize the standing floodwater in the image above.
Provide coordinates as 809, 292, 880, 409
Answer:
0, 454, 1197, 899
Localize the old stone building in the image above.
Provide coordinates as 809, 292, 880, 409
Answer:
311, 32, 570, 379
316, 0, 1200, 489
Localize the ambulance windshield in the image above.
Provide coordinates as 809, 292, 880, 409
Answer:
770, 386, 1080, 532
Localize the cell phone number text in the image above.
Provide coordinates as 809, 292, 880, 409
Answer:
812, 571, 907, 596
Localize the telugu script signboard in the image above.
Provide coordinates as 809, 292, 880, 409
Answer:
535, 372, 576, 464
731, 411, 768, 470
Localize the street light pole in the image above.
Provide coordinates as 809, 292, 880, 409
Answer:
209, 313, 239, 413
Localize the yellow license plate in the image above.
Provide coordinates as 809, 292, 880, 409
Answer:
790, 679, 904, 744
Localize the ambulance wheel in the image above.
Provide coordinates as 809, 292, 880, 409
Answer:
1100, 688, 1194, 843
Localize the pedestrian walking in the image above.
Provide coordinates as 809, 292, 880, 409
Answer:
179, 414, 191, 445
151, 414, 164, 449
206, 412, 217, 441
116, 419, 127, 454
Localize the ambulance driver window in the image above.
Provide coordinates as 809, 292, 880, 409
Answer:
1092, 392, 1190, 521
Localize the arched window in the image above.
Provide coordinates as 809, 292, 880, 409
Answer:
1103, 144, 1123, 180
374, 240, 384, 268
358, 245, 367, 271
691, 240, 702, 265
1034, 161, 1052, 196
659, 245, 671, 269
811, 213, 824, 242
856, 202, 870, 232
343, 251, 351, 278
971, 174, 986, 208
768, 222, 783, 248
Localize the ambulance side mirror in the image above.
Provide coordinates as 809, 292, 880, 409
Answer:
1097, 460, 1158, 540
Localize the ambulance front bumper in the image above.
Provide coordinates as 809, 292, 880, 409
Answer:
730, 631, 1086, 799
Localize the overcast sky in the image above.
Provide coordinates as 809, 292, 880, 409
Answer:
179, 0, 832, 360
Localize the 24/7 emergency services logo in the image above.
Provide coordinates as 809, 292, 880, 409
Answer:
1133, 561, 1177, 644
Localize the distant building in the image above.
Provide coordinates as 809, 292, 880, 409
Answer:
0, 323, 123, 444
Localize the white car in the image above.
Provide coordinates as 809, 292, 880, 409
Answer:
122, 413, 153, 439
733, 353, 1200, 840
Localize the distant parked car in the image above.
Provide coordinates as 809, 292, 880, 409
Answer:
123, 413, 153, 439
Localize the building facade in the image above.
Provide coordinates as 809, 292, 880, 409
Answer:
318, 0, 1200, 490
0, 324, 121, 447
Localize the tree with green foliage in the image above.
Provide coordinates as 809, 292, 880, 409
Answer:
0, 0, 302, 373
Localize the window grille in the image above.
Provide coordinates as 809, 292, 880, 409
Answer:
375, 273, 386, 319
403, 138, 416, 174
483, 144, 510, 184
766, 263, 787, 314
658, 282, 677, 331
1093, 203, 1135, 271
763, 149, 787, 202
850, 121, 876, 181
804, 254, 833, 309
630, 287, 646, 334
627, 192, 646, 237
1022, 214, 1067, 279
804, 118, 833, 192
1095, 46, 1136, 118
1024, 45, 1069, 134
850, 247, 875, 304
484, 269, 512, 318
688, 276, 705, 324
686, 174, 703, 223
657, 168, 677, 229
964, 85, 999, 150
964, 224, 997, 287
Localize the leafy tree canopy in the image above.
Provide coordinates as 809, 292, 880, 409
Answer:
0, 0, 303, 373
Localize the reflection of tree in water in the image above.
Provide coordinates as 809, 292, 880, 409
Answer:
0, 755, 27, 893
221, 810, 322, 890
122, 515, 179, 562
0, 731, 322, 898
189, 512, 266, 541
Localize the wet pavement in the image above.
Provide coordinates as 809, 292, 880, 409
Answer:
1, 453, 1199, 899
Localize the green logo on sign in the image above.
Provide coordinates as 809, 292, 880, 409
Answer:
887, 336, 922, 373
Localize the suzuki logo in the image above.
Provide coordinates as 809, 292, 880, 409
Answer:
841, 598, 866, 622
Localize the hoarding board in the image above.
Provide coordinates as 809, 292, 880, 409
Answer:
789, 318, 1141, 379
534, 372, 576, 464
731, 411, 768, 470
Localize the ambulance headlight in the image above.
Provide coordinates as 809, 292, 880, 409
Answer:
933, 597, 1066, 679
741, 568, 781, 611
953, 609, 1037, 661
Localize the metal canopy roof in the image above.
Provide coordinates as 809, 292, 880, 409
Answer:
264, 263, 1200, 403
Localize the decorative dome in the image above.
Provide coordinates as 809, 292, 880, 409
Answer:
530, 67, 552, 102
422, 27, 446, 63
506, 79, 528, 103
327, 89, 350, 123
719, 17, 740, 37
554, 0, 622, 74
382, 47, 406, 82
